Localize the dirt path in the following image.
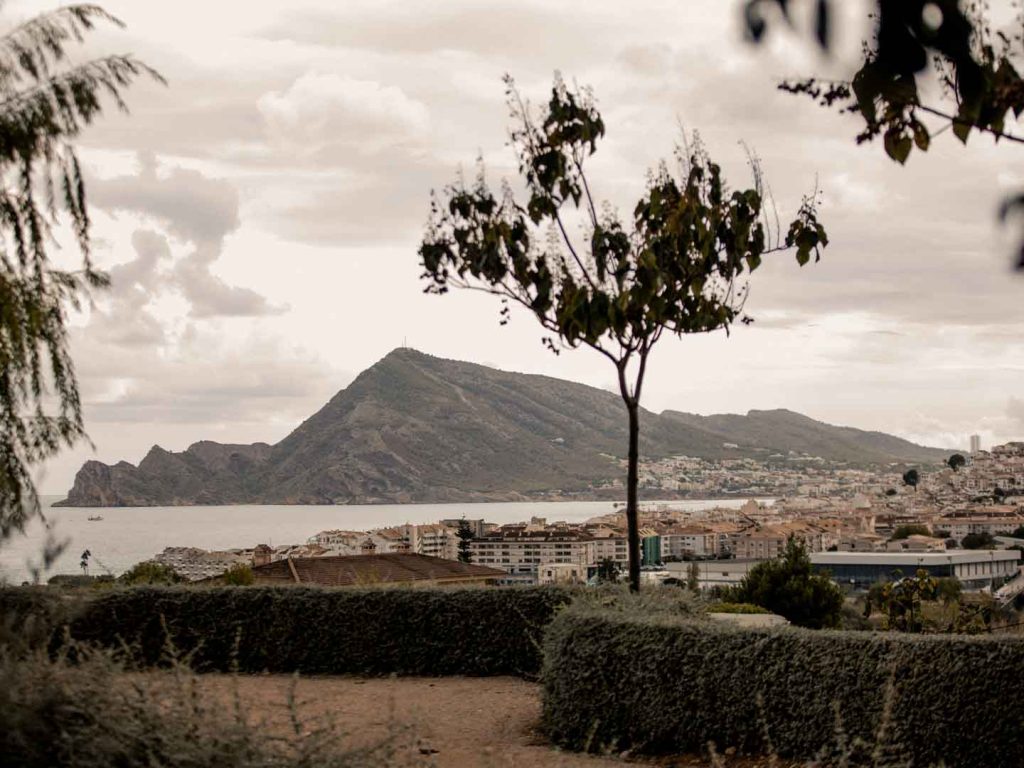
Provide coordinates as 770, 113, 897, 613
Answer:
196, 674, 726, 768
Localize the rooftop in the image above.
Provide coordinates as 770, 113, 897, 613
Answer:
811, 550, 1021, 566
249, 553, 505, 587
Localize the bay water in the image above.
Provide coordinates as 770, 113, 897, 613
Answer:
0, 496, 769, 584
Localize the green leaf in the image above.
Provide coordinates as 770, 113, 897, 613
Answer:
952, 120, 971, 144
911, 121, 930, 151
883, 130, 912, 164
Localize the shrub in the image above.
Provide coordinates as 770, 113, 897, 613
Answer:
541, 608, 1024, 765
961, 532, 996, 550
570, 584, 705, 619
706, 602, 768, 614
222, 563, 255, 586
727, 537, 844, 628
118, 560, 185, 585
889, 524, 931, 541
47, 574, 115, 589
68, 585, 572, 677
0, 588, 82, 652
0, 644, 423, 768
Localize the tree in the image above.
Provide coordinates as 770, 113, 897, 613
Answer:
935, 576, 962, 606
877, 569, 938, 633
595, 557, 621, 583
727, 536, 844, 628
0, 6, 161, 538
456, 518, 474, 563
222, 563, 255, 586
961, 531, 996, 550
420, 75, 827, 591
686, 560, 701, 593
1011, 525, 1024, 539
744, 0, 1024, 269
118, 560, 183, 586
884, 488, 898, 497
890, 523, 931, 541
947, 453, 967, 472
902, 468, 920, 491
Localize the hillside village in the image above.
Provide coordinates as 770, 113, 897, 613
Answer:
153, 442, 1024, 593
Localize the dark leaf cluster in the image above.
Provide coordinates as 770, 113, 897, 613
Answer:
0, 5, 161, 536
421, 76, 826, 369
747, 0, 1024, 269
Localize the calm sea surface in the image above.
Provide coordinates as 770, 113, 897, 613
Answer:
0, 496, 770, 584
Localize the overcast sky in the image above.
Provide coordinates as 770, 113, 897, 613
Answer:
11, 0, 1023, 493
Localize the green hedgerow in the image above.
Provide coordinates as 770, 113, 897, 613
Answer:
541, 607, 1024, 765
62, 585, 572, 677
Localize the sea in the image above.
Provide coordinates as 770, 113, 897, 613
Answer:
0, 496, 772, 585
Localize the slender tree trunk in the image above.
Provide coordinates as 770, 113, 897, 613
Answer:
626, 400, 641, 592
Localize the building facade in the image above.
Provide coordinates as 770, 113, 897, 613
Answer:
810, 550, 1021, 591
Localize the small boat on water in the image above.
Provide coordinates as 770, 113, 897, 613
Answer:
87, 515, 104, 522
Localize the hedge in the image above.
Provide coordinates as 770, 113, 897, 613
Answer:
7, 585, 571, 676
0, 588, 82, 651
542, 609, 1024, 766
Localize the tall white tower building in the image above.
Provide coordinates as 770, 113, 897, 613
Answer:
970, 434, 981, 454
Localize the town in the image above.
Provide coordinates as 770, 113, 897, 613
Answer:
150, 442, 1024, 597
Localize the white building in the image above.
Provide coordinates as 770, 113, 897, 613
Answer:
538, 562, 587, 585
470, 530, 597, 585
154, 546, 249, 581
663, 559, 763, 591
660, 527, 717, 559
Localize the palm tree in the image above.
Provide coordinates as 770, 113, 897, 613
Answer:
0, 5, 161, 538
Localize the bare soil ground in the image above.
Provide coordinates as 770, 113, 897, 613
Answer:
194, 674, 793, 768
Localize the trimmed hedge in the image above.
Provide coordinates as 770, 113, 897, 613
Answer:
59, 585, 571, 676
542, 609, 1024, 766
0, 588, 82, 651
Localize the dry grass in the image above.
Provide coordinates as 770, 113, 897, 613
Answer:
0, 645, 430, 768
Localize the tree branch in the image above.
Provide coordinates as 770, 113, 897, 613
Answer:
551, 210, 598, 292
574, 150, 599, 229
914, 103, 1024, 145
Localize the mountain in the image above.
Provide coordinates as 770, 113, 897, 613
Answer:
57, 348, 950, 506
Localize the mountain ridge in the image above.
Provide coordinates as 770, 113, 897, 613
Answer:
57, 348, 952, 507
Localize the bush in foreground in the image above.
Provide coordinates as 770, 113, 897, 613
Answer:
0, 644, 424, 768
68, 585, 573, 677
541, 607, 1024, 766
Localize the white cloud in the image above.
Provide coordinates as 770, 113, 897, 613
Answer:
7, 0, 1021, 492
90, 153, 284, 318
258, 72, 430, 159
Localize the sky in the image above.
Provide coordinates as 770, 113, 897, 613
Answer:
10, 0, 1023, 493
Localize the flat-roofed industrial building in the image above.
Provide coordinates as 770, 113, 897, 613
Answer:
810, 550, 1021, 591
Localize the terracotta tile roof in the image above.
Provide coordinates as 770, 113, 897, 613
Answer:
250, 553, 505, 587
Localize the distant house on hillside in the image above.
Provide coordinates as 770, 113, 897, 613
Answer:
242, 553, 505, 587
